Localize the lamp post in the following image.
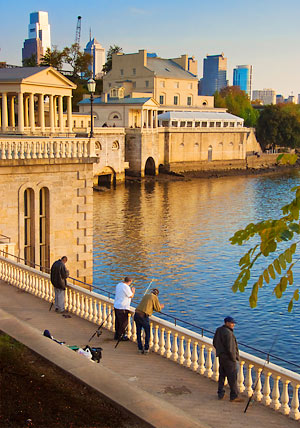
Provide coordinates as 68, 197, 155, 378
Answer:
87, 78, 96, 138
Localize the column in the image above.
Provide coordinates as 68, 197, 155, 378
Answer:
49, 94, 54, 133
10, 96, 15, 128
38, 94, 45, 132
67, 96, 72, 131
17, 92, 24, 133
146, 109, 149, 128
151, 110, 153, 129
53, 96, 57, 128
58, 95, 64, 132
140, 109, 144, 128
29, 93, 35, 133
155, 110, 158, 128
24, 96, 29, 127
2, 93, 8, 132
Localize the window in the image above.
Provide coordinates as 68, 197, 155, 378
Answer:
174, 96, 178, 105
209, 122, 215, 127
160, 81, 165, 88
113, 114, 119, 119
230, 122, 235, 127
88, 121, 91, 127
202, 122, 207, 127
73, 120, 76, 127
202, 101, 207, 106
112, 141, 119, 150
171, 121, 178, 127
162, 121, 169, 127
159, 95, 164, 104
188, 83, 193, 89
195, 122, 200, 127
133, 68, 136, 75
39, 187, 49, 271
24, 188, 35, 267
187, 96, 192, 106
187, 121, 193, 127
65, 120, 67, 126
174, 82, 179, 88
120, 69, 124, 75
224, 122, 228, 127
180, 121, 186, 127
81, 120, 84, 128
133, 81, 136, 89
216, 122, 221, 127
145, 80, 149, 88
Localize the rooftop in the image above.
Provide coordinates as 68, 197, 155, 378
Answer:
158, 111, 244, 121
146, 57, 197, 79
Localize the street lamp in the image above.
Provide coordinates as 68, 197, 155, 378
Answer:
87, 78, 96, 138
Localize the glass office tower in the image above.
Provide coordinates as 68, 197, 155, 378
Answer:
199, 53, 228, 96
233, 65, 252, 98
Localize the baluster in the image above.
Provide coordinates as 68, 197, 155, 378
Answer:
205, 347, 213, 378
72, 290, 77, 314
61, 142, 66, 158
184, 338, 192, 368
153, 325, 159, 352
127, 313, 132, 339
65, 289, 69, 311
262, 371, 272, 406
102, 304, 107, 327
253, 367, 263, 401
83, 141, 88, 157
98, 301, 103, 324
245, 363, 254, 397
237, 360, 246, 393
76, 293, 81, 315
32, 141, 37, 158
198, 344, 205, 374
191, 341, 199, 372
159, 327, 166, 356
80, 295, 85, 318
66, 141, 71, 158
49, 142, 54, 158
165, 330, 172, 359
67, 289, 72, 313
92, 299, 98, 323
26, 142, 31, 159
78, 141, 83, 157
7, 141, 12, 159
178, 335, 185, 365
280, 378, 290, 415
87, 297, 93, 321
84, 296, 89, 319
212, 353, 219, 381
290, 382, 300, 420
171, 332, 178, 362
271, 375, 281, 410
106, 306, 112, 330
37, 142, 43, 159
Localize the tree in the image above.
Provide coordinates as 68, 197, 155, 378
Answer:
256, 105, 300, 151
214, 86, 259, 127
102, 45, 123, 74
40, 47, 64, 70
230, 154, 300, 312
62, 43, 92, 77
22, 54, 37, 67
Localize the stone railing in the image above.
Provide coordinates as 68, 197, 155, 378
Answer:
0, 137, 96, 160
0, 255, 299, 421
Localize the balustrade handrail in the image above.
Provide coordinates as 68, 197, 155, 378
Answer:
0, 234, 11, 243
1, 254, 300, 419
0, 251, 299, 372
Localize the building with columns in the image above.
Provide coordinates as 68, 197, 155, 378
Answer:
0, 67, 75, 136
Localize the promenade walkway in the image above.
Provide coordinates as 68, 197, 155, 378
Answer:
0, 279, 298, 428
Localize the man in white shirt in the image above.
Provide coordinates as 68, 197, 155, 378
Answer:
114, 277, 135, 340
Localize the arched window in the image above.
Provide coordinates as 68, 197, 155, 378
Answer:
39, 187, 50, 271
113, 115, 119, 119
112, 141, 119, 150
24, 188, 35, 267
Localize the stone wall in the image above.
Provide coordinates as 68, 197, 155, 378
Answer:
0, 158, 94, 284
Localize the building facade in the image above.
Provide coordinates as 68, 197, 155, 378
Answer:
103, 49, 213, 110
233, 65, 252, 97
199, 53, 228, 96
22, 11, 51, 64
252, 89, 276, 105
84, 37, 105, 79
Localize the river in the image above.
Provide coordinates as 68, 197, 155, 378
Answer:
93, 170, 300, 372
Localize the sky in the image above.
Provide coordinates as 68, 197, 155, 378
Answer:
0, 0, 299, 97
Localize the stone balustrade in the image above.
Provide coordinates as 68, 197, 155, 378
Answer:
0, 137, 96, 160
0, 254, 299, 421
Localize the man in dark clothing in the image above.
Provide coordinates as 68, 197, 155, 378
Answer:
50, 256, 69, 314
213, 316, 244, 402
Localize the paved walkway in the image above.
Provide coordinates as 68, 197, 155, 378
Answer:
0, 280, 298, 428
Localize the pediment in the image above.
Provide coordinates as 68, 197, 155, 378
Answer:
23, 67, 76, 89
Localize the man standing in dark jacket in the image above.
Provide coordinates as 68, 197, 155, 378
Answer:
213, 316, 244, 402
50, 256, 69, 314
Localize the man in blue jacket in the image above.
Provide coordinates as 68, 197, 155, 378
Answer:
213, 316, 244, 402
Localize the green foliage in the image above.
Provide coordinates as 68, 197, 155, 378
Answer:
214, 86, 259, 127
102, 45, 123, 74
256, 105, 300, 150
230, 186, 300, 312
62, 43, 92, 77
40, 46, 64, 70
22, 54, 37, 67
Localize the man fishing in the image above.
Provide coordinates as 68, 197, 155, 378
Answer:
134, 288, 164, 354
213, 316, 244, 402
114, 277, 135, 341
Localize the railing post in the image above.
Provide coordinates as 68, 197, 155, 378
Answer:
271, 375, 281, 411
290, 382, 300, 420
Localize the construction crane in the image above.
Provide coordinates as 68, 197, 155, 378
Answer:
75, 16, 82, 47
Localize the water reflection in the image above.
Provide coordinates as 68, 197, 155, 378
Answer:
93, 170, 300, 371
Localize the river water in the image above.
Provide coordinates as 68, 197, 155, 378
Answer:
93, 170, 300, 372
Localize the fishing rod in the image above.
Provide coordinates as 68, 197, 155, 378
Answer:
88, 309, 114, 342
114, 279, 154, 349
244, 332, 279, 413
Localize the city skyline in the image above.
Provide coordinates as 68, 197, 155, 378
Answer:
0, 0, 299, 97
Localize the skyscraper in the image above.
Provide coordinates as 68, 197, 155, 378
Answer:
233, 65, 252, 97
22, 11, 51, 65
199, 53, 228, 96
84, 37, 105, 79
